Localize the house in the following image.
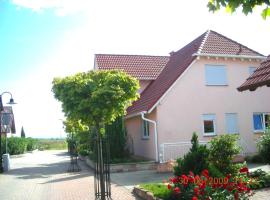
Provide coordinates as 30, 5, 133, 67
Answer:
95, 30, 270, 162
238, 55, 270, 91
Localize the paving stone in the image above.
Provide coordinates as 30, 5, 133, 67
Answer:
0, 150, 141, 200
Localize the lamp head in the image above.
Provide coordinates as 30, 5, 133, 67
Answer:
7, 98, 17, 105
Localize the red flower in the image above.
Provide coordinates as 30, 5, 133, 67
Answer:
192, 196, 198, 200
167, 184, 172, 190
181, 174, 188, 185
174, 187, 181, 194
188, 176, 195, 184
169, 177, 178, 184
201, 169, 209, 178
240, 167, 249, 173
194, 187, 199, 196
189, 171, 194, 177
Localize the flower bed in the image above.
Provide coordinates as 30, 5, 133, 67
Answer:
135, 168, 270, 200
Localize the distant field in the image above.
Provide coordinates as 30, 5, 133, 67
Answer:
37, 139, 67, 150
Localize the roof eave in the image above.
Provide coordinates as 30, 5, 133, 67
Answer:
124, 111, 146, 119
193, 53, 266, 61
238, 80, 270, 92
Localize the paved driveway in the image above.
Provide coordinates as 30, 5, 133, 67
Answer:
1, 150, 269, 200
0, 150, 140, 200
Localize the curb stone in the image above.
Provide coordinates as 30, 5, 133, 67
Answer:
133, 185, 164, 200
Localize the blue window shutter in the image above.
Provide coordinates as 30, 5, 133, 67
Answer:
253, 114, 263, 130
205, 65, 227, 85
226, 113, 238, 134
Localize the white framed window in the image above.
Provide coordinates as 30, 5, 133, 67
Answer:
202, 114, 216, 136
225, 113, 239, 134
142, 120, 149, 139
249, 67, 257, 75
253, 113, 270, 132
205, 65, 228, 86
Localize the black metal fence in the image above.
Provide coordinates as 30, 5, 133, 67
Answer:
68, 139, 81, 172
94, 136, 111, 200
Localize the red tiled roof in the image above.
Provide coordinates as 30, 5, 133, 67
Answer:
95, 54, 169, 80
197, 30, 264, 57
238, 55, 270, 91
127, 30, 264, 116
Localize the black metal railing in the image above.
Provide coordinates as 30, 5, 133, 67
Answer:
68, 140, 81, 172
94, 136, 111, 200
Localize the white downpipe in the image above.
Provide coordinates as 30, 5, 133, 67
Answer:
141, 112, 159, 162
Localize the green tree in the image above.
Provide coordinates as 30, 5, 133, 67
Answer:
21, 126, 25, 138
208, 0, 270, 19
52, 70, 139, 200
52, 70, 139, 128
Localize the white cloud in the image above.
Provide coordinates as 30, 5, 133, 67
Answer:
11, 0, 91, 16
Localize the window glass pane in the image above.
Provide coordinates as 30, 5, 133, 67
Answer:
205, 65, 227, 85
143, 120, 149, 137
203, 114, 215, 134
253, 114, 263, 130
265, 114, 270, 129
204, 120, 214, 133
226, 113, 238, 134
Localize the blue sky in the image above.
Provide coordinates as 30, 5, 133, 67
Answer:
0, 0, 269, 138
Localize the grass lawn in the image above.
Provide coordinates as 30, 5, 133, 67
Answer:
140, 183, 171, 200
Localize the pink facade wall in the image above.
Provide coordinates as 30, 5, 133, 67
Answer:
157, 57, 270, 154
138, 80, 152, 94
125, 110, 157, 160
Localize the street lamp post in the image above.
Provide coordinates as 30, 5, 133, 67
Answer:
0, 92, 16, 173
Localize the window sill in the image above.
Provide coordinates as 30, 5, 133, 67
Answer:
203, 133, 217, 137
253, 131, 264, 134
141, 137, 149, 140
205, 84, 228, 86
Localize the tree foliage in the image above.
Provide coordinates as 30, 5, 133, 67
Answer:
52, 70, 139, 130
20, 126, 25, 138
208, 0, 270, 19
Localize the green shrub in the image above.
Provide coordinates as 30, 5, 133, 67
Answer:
25, 138, 38, 151
106, 117, 130, 160
7, 137, 27, 155
140, 183, 171, 200
78, 143, 89, 156
249, 169, 270, 189
257, 132, 270, 164
174, 133, 209, 176
207, 163, 224, 177
209, 134, 241, 175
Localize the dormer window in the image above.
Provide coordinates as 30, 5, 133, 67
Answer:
205, 65, 228, 86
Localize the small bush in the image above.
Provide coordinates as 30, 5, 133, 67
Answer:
207, 163, 224, 177
174, 133, 209, 176
7, 137, 27, 155
140, 183, 171, 200
209, 134, 241, 175
25, 138, 38, 151
78, 144, 89, 156
257, 132, 270, 164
